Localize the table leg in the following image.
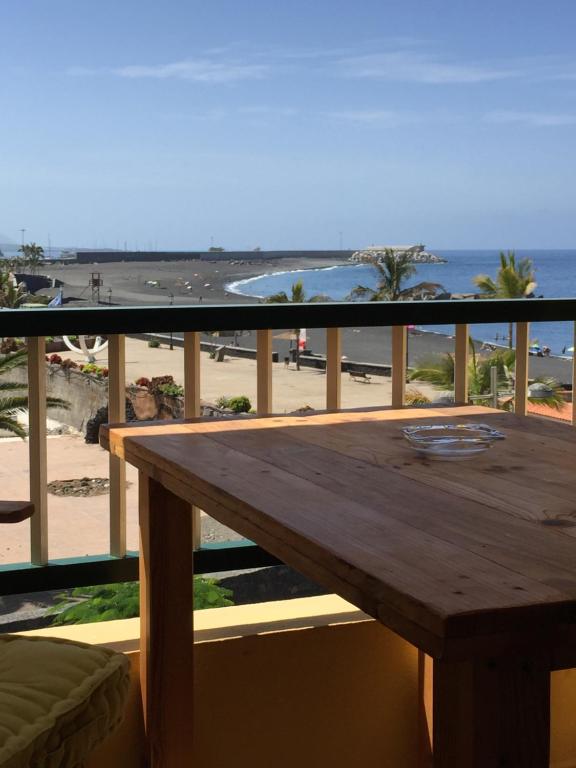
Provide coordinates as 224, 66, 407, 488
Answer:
433, 655, 550, 767
139, 473, 195, 767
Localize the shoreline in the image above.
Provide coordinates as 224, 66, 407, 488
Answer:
42, 257, 575, 385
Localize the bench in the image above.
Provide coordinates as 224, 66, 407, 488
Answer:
0, 500, 35, 523
349, 371, 372, 383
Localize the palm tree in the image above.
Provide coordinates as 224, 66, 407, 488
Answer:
347, 249, 445, 301
18, 243, 44, 276
265, 279, 326, 370
0, 349, 69, 437
473, 251, 537, 347
409, 347, 564, 410
0, 270, 28, 308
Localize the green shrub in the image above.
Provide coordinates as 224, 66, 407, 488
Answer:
80, 362, 108, 378
216, 395, 252, 413
148, 339, 160, 348
24, 294, 50, 305
157, 382, 184, 397
50, 577, 233, 625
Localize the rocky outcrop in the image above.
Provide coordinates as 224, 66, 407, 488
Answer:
350, 245, 446, 264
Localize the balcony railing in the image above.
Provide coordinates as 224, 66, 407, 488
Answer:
1, 298, 575, 596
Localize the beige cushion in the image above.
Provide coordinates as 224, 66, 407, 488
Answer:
0, 634, 130, 768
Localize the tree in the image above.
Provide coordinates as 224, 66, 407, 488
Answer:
0, 348, 69, 437
409, 346, 564, 410
347, 249, 445, 301
266, 279, 327, 370
18, 242, 44, 275
473, 251, 537, 347
0, 270, 27, 308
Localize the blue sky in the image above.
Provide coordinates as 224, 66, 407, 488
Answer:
2, 0, 576, 250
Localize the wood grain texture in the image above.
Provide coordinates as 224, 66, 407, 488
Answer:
515, 321, 529, 416
108, 334, 126, 557
325, 327, 342, 410
391, 325, 407, 408
26, 336, 47, 564
433, 655, 550, 767
256, 328, 273, 415
454, 324, 469, 405
183, 331, 202, 547
0, 501, 34, 524
139, 474, 195, 768
183, 331, 201, 419
103, 407, 576, 657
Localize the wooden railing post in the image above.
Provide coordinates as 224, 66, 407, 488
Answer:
515, 322, 529, 416
454, 324, 469, 405
184, 332, 201, 419
392, 325, 407, 408
184, 331, 202, 548
257, 329, 273, 416
108, 334, 127, 557
326, 327, 342, 411
27, 336, 48, 565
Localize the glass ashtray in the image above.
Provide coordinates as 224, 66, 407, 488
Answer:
401, 423, 505, 461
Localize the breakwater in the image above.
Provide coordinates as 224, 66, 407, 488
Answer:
73, 249, 357, 264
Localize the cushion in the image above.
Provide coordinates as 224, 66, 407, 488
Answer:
0, 634, 130, 768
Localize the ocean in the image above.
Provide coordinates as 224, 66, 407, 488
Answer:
227, 249, 576, 356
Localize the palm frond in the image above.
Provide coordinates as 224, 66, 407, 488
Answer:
0, 348, 28, 374
409, 354, 455, 388
473, 274, 497, 295
0, 396, 32, 413
0, 416, 27, 438
290, 280, 306, 303
475, 251, 536, 299
46, 396, 70, 410
527, 377, 565, 410
0, 381, 27, 391
265, 291, 289, 303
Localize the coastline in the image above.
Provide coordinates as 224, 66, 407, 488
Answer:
46, 257, 574, 385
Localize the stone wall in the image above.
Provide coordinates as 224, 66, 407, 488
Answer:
10, 364, 108, 433
9, 365, 224, 436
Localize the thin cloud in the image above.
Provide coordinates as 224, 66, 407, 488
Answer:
339, 51, 522, 84
114, 59, 268, 82
324, 109, 423, 125
68, 58, 268, 83
484, 110, 576, 126
238, 105, 299, 116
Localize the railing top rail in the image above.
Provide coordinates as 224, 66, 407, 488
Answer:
2, 298, 576, 336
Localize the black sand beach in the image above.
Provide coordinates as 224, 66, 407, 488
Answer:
48, 257, 573, 384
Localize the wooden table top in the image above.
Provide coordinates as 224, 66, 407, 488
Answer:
102, 406, 576, 660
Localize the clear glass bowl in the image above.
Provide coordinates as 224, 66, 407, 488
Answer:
402, 423, 505, 461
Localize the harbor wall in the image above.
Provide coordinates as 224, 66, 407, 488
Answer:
74, 249, 356, 264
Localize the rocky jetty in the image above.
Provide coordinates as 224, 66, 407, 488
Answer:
350, 244, 446, 264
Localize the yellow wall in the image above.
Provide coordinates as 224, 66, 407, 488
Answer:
20, 595, 576, 768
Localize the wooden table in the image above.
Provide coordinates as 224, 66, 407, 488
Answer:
102, 406, 576, 767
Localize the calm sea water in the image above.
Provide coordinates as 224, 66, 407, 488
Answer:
227, 250, 576, 356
